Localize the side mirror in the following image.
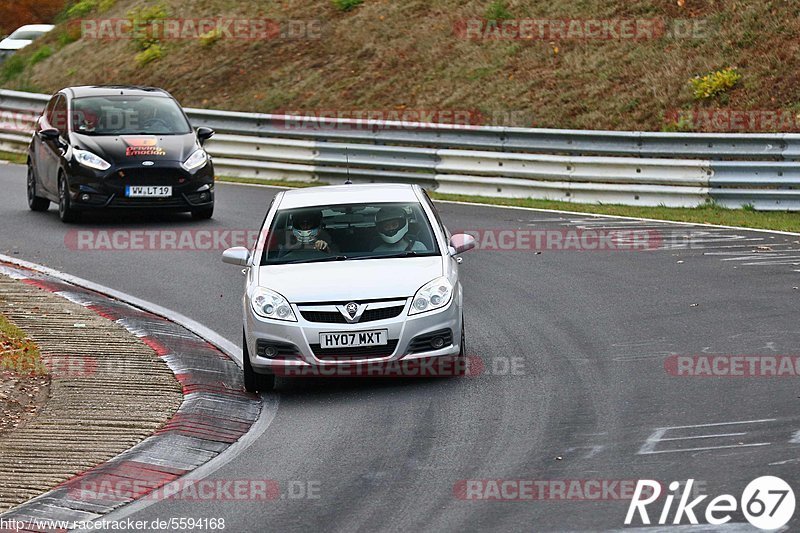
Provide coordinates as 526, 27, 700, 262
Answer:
448, 234, 476, 256
222, 246, 250, 266
196, 127, 215, 145
40, 127, 60, 140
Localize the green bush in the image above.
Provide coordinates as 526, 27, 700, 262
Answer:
198, 28, 222, 47
66, 0, 98, 18
127, 3, 169, 50
332, 0, 363, 12
690, 68, 741, 100
57, 29, 81, 47
135, 44, 163, 66
485, 0, 512, 21
29, 46, 53, 66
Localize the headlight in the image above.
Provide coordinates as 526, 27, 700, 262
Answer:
250, 287, 296, 322
74, 149, 111, 171
182, 149, 208, 171
409, 277, 453, 315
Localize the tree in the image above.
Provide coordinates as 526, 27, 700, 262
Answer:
0, 0, 66, 35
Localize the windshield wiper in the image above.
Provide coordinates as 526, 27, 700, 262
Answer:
347, 251, 431, 261
282, 255, 350, 265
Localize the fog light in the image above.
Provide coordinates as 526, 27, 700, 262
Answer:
80, 193, 91, 202
199, 192, 210, 201
263, 345, 278, 358
431, 337, 445, 349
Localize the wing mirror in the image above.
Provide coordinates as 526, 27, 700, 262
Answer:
196, 127, 215, 145
222, 246, 250, 266
448, 234, 476, 256
39, 127, 60, 141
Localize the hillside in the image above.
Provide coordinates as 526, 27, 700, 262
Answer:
2, 0, 800, 132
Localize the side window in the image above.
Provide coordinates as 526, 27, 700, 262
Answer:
52, 96, 68, 136
44, 95, 58, 126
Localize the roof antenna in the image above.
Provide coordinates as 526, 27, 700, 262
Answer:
344, 148, 352, 185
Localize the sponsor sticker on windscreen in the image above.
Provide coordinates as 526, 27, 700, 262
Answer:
125, 185, 172, 198
320, 330, 388, 349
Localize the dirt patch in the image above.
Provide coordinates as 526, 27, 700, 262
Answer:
0, 371, 49, 435
0, 312, 50, 435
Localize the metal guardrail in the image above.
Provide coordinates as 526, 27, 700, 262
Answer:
1, 88, 798, 210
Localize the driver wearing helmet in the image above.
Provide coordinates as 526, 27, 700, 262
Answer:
373, 206, 427, 252
284, 208, 334, 252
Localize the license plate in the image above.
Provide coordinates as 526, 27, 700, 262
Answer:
125, 185, 172, 198
319, 329, 388, 349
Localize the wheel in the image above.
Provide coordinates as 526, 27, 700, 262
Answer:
58, 175, 80, 223
243, 332, 275, 393
191, 205, 214, 220
27, 164, 50, 211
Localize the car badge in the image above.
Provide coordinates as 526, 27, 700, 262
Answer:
142, 161, 155, 166
345, 302, 358, 318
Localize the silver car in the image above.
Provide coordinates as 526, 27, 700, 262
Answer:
222, 183, 476, 392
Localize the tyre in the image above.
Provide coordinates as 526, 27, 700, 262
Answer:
243, 332, 275, 393
455, 314, 468, 376
58, 175, 80, 223
191, 204, 214, 220
27, 164, 50, 212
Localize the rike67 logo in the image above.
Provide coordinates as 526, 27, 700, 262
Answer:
625, 477, 795, 530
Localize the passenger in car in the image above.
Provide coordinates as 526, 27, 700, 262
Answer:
373, 206, 428, 252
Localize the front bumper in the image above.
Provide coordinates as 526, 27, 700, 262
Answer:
244, 294, 463, 375
65, 160, 215, 211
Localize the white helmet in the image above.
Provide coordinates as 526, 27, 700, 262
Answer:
376, 207, 409, 244
292, 209, 322, 244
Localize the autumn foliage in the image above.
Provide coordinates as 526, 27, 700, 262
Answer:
0, 0, 66, 36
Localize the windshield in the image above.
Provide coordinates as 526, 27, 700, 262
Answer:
261, 201, 440, 265
71, 95, 192, 135
7, 30, 47, 40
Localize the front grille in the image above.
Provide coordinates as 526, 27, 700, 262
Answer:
408, 329, 453, 354
300, 305, 405, 324
311, 340, 399, 361
256, 339, 300, 359
111, 167, 185, 185
300, 311, 347, 324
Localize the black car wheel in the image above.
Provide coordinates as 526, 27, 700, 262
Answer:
191, 204, 214, 220
58, 175, 80, 223
27, 164, 50, 212
455, 314, 468, 376
243, 332, 275, 393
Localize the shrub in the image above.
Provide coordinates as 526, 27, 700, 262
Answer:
135, 43, 162, 66
127, 3, 169, 50
29, 46, 53, 65
332, 0, 363, 12
199, 28, 222, 47
690, 68, 741, 100
485, 0, 512, 21
66, 0, 98, 18
0, 55, 27, 82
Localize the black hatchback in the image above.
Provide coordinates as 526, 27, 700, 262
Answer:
27, 85, 215, 222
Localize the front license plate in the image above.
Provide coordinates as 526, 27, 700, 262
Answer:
125, 185, 172, 198
319, 330, 388, 349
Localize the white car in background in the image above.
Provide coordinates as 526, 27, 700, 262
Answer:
0, 24, 55, 62
223, 183, 476, 392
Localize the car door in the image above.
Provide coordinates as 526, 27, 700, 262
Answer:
39, 94, 68, 195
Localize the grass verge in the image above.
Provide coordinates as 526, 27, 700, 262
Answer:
0, 313, 46, 377
0, 151, 27, 165
216, 175, 800, 234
